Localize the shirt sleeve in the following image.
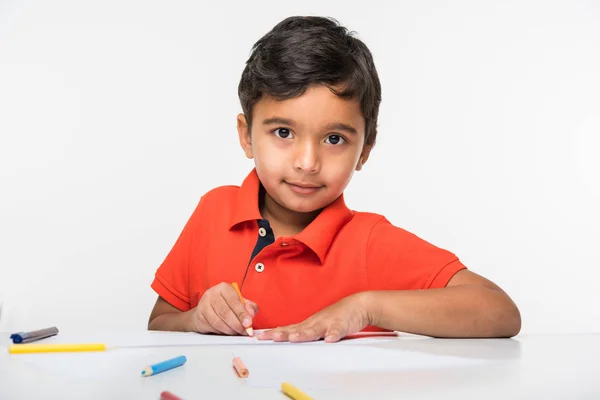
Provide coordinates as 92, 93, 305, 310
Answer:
366, 217, 467, 290
150, 197, 205, 311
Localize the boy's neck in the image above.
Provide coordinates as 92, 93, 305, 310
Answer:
259, 185, 321, 237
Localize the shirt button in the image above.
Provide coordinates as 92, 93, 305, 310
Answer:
255, 263, 265, 273
258, 227, 267, 237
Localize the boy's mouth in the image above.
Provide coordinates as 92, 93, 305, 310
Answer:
284, 181, 323, 195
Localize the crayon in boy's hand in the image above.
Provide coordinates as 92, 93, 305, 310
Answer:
232, 282, 254, 337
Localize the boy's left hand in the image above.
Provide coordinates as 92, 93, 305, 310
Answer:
256, 292, 371, 343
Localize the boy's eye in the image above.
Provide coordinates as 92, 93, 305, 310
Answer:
325, 134, 345, 145
273, 128, 292, 139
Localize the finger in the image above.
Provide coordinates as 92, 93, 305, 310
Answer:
256, 328, 278, 341
204, 304, 238, 335
324, 322, 347, 343
271, 329, 290, 342
219, 293, 251, 334
222, 288, 254, 330
213, 299, 247, 335
289, 325, 326, 343
257, 325, 297, 341
244, 300, 259, 318
197, 310, 222, 334
193, 311, 216, 334
205, 310, 237, 335
256, 329, 272, 340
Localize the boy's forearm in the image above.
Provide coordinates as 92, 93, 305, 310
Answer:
363, 286, 521, 338
148, 309, 196, 332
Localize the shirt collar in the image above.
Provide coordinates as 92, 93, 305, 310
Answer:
229, 169, 264, 229
229, 169, 354, 264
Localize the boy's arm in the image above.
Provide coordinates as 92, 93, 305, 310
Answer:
148, 296, 195, 332
257, 269, 520, 342
257, 218, 520, 342
365, 269, 521, 338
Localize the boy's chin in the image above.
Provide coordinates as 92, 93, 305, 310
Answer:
278, 198, 329, 214
287, 205, 322, 214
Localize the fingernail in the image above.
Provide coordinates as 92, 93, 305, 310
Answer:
243, 317, 251, 327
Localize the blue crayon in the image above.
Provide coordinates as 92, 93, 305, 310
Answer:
141, 355, 187, 377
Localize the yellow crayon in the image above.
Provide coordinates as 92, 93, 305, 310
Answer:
281, 382, 314, 400
9, 343, 107, 354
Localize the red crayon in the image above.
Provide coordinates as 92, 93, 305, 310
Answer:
160, 391, 183, 400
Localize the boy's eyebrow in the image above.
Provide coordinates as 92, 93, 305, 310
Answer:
262, 118, 358, 135
262, 117, 295, 127
324, 122, 358, 135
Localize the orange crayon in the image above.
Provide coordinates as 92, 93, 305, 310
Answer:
232, 356, 249, 378
232, 282, 254, 337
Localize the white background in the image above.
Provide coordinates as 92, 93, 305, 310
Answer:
0, 0, 598, 334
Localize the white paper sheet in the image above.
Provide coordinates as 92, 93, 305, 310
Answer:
8, 340, 489, 387
238, 345, 492, 392
9, 351, 148, 381
5, 331, 491, 392
3, 330, 400, 349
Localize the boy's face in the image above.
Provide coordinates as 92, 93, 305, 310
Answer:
237, 85, 371, 215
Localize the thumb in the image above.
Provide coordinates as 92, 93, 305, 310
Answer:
244, 300, 258, 317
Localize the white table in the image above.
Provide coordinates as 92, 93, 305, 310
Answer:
1, 332, 599, 399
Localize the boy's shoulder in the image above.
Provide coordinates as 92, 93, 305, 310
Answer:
197, 184, 242, 211
348, 209, 387, 226
347, 210, 412, 236
202, 184, 240, 200
347, 210, 442, 250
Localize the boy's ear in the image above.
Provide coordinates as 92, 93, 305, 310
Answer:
237, 113, 253, 159
355, 145, 373, 171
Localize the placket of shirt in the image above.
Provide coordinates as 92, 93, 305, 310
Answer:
241, 219, 275, 287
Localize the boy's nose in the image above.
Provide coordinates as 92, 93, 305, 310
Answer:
293, 141, 320, 174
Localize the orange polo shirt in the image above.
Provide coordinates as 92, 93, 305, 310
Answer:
151, 169, 466, 329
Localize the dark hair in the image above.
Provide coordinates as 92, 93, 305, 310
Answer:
238, 16, 382, 147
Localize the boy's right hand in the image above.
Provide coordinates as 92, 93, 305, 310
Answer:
189, 282, 258, 335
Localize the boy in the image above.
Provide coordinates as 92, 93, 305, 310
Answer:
148, 16, 521, 342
